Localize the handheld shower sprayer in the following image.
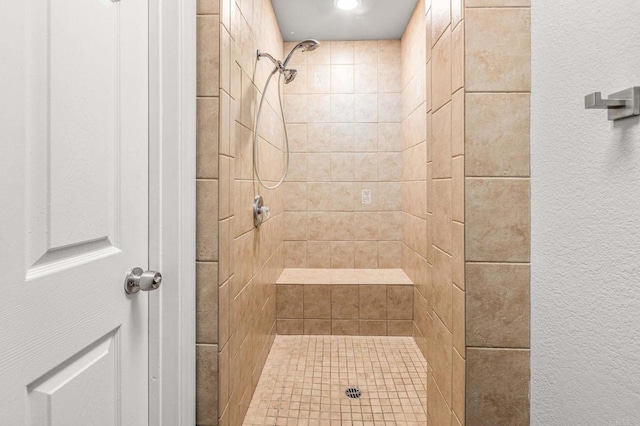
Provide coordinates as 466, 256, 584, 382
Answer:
253, 40, 320, 193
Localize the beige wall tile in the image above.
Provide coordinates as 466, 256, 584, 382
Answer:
354, 40, 378, 64
218, 156, 231, 219
378, 40, 400, 65
378, 123, 402, 152
332, 320, 359, 335
452, 349, 465, 423
330, 41, 354, 64
432, 247, 453, 330
197, 262, 219, 344
451, 89, 464, 157
465, 178, 530, 262
307, 241, 331, 268
378, 93, 402, 122
308, 64, 331, 94
466, 263, 530, 348
307, 41, 331, 64
432, 29, 452, 112
197, 180, 219, 261
331, 65, 355, 93
287, 123, 308, 152
432, 102, 452, 179
276, 284, 303, 319
196, 344, 219, 425
359, 285, 387, 320
378, 64, 401, 93
432, 179, 452, 253
451, 21, 464, 93
331, 123, 355, 152
428, 372, 452, 425
354, 241, 378, 268
388, 320, 413, 336
452, 222, 464, 289
378, 211, 402, 240
465, 93, 530, 177
452, 285, 465, 355
452, 156, 464, 222
283, 181, 308, 210
378, 241, 402, 268
431, 0, 451, 44
218, 343, 228, 416
197, 0, 219, 14
332, 285, 359, 319
354, 123, 378, 152
432, 313, 453, 406
331, 241, 355, 268
219, 90, 231, 156
304, 319, 332, 335
466, 0, 530, 6
466, 348, 530, 424
387, 286, 413, 320
308, 123, 332, 152
303, 285, 331, 318
197, 98, 220, 179
219, 279, 230, 345
284, 94, 308, 123
355, 94, 379, 123
284, 211, 308, 241
307, 94, 331, 123
353, 212, 378, 241
284, 240, 307, 267
307, 154, 331, 181
359, 320, 387, 336
277, 319, 303, 334
465, 8, 531, 92
355, 64, 378, 93
331, 153, 355, 182
197, 15, 220, 97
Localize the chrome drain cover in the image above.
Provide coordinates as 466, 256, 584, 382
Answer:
345, 387, 361, 399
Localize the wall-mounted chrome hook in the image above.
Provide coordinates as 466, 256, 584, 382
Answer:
585, 86, 640, 121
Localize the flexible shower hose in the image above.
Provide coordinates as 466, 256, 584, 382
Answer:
253, 67, 290, 190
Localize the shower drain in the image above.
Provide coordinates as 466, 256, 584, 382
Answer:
345, 387, 362, 399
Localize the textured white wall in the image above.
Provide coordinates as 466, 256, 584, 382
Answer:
531, 2, 640, 424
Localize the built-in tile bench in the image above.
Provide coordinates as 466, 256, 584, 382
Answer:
276, 268, 414, 336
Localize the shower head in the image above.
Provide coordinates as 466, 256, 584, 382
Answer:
282, 39, 320, 67
283, 68, 298, 84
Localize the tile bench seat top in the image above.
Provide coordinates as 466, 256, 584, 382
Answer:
277, 268, 413, 285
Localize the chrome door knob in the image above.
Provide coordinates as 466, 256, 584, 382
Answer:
124, 267, 162, 294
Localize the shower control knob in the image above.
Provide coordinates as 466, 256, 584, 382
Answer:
124, 267, 163, 294
253, 195, 271, 228
260, 206, 270, 219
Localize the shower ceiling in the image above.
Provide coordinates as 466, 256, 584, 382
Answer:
272, 0, 420, 41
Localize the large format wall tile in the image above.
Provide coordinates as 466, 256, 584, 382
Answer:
465, 93, 530, 177
465, 178, 530, 262
466, 348, 530, 425
465, 8, 530, 92
466, 263, 530, 348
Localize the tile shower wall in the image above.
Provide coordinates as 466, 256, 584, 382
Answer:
464, 1, 531, 424
196, 1, 221, 425
401, 0, 466, 424
197, 0, 287, 425
281, 40, 404, 269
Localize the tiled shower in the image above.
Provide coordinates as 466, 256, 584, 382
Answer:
195, 0, 531, 424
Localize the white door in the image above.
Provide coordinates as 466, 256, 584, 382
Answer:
0, 0, 150, 424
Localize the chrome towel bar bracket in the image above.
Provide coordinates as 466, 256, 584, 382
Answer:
585, 86, 640, 121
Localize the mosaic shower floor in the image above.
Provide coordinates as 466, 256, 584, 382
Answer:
243, 335, 428, 425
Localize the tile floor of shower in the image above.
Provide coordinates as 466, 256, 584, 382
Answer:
243, 335, 427, 426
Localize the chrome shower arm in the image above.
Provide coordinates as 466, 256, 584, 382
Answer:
257, 50, 283, 70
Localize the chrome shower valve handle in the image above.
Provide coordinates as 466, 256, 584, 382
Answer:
253, 195, 270, 228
